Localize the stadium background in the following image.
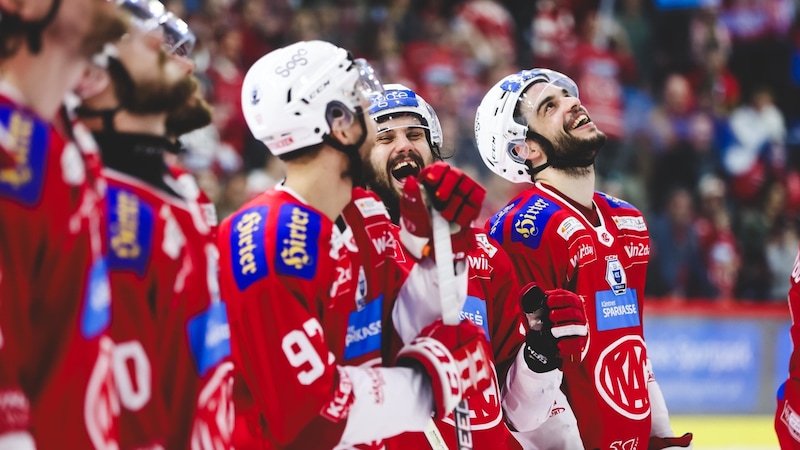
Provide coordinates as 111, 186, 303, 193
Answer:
161, 0, 799, 447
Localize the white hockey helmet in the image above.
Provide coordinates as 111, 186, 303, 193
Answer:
241, 40, 384, 157
368, 84, 444, 159
474, 68, 579, 184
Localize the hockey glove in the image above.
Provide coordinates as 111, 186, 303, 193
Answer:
395, 319, 493, 419
520, 283, 588, 373
648, 433, 693, 450
398, 162, 485, 260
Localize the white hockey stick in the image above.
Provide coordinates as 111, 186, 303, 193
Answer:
431, 209, 472, 450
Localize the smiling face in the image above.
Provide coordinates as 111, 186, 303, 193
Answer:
519, 79, 606, 174
366, 114, 435, 217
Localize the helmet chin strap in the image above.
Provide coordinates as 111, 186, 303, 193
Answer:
524, 129, 595, 181
322, 108, 369, 188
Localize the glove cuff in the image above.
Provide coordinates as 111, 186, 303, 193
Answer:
399, 221, 431, 261
396, 336, 462, 418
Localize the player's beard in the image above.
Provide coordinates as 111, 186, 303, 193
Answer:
543, 128, 606, 177
365, 151, 426, 225
166, 88, 213, 137
116, 54, 196, 115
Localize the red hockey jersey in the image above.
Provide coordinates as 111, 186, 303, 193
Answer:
776, 246, 800, 448
0, 95, 118, 449
386, 230, 525, 450
487, 182, 652, 449
219, 186, 457, 449
103, 167, 233, 450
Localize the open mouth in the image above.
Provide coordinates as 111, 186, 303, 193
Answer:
570, 113, 591, 130
390, 159, 421, 185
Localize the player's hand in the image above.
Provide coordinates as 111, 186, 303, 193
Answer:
648, 433, 693, 449
395, 319, 493, 419
520, 283, 588, 373
399, 162, 485, 260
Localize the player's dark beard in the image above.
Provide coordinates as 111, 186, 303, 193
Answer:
166, 92, 213, 137
365, 152, 425, 224
543, 129, 606, 177
114, 53, 196, 115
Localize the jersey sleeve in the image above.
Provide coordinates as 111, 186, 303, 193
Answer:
160, 232, 234, 449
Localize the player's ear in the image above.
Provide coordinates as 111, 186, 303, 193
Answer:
327, 102, 357, 144
514, 140, 545, 166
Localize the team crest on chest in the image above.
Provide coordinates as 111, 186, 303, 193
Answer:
605, 256, 627, 295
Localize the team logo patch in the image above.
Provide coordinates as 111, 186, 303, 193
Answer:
460, 296, 489, 340
354, 196, 389, 219
596, 289, 640, 331
605, 256, 627, 294
511, 195, 559, 249
275, 204, 321, 279
557, 217, 585, 240
187, 302, 232, 377
594, 335, 649, 420
344, 296, 383, 361
229, 206, 269, 291
488, 200, 519, 244
81, 258, 111, 339
475, 233, 498, 258
107, 187, 154, 276
612, 215, 647, 232
781, 400, 800, 442
568, 235, 596, 268
0, 106, 48, 206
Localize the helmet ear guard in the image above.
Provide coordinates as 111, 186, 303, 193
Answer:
474, 69, 579, 184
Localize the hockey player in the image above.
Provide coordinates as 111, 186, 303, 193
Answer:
75, 1, 234, 448
0, 0, 126, 448
776, 248, 800, 449
366, 84, 590, 449
218, 40, 496, 449
475, 69, 693, 449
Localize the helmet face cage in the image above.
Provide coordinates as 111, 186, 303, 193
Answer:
475, 68, 578, 184
241, 41, 385, 157
368, 83, 444, 157
160, 12, 195, 57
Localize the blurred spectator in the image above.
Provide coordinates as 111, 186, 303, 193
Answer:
767, 216, 799, 301
528, 0, 576, 70
647, 187, 715, 299
562, 4, 637, 183
207, 24, 248, 156
723, 85, 786, 204
734, 180, 787, 300
615, 0, 653, 90
694, 175, 740, 299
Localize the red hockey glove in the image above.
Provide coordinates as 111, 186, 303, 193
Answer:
418, 162, 485, 229
399, 162, 485, 260
648, 433, 693, 449
395, 319, 493, 419
520, 283, 588, 373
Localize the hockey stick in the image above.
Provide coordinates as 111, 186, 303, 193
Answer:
431, 209, 472, 450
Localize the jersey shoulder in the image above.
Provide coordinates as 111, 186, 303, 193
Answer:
221, 189, 333, 291
487, 188, 573, 250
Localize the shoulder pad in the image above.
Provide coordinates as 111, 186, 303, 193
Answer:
0, 105, 50, 206
227, 205, 269, 291
106, 185, 156, 276
275, 203, 322, 280
510, 194, 562, 249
